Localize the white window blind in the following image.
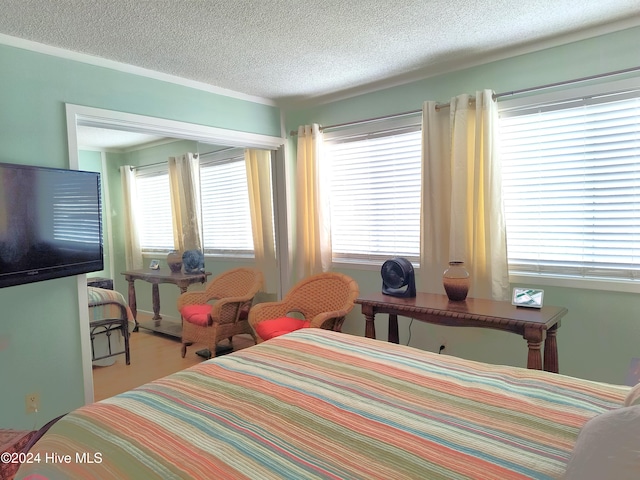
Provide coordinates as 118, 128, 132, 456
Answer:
135, 168, 174, 251
200, 153, 254, 255
499, 89, 640, 281
326, 125, 422, 263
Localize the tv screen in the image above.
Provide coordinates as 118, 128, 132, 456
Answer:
0, 162, 103, 288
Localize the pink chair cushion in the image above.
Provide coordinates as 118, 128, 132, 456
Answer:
180, 304, 212, 327
255, 316, 311, 341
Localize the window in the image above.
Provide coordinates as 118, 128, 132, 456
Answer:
135, 166, 174, 252
325, 118, 422, 264
499, 87, 640, 283
133, 151, 255, 257
200, 151, 254, 255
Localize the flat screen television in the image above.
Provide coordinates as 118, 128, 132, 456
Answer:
0, 162, 103, 288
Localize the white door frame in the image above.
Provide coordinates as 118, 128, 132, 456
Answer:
66, 104, 286, 405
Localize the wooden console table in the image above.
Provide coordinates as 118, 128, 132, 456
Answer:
355, 292, 567, 373
121, 269, 211, 338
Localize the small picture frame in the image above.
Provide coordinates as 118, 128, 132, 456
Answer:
512, 288, 544, 308
149, 259, 160, 270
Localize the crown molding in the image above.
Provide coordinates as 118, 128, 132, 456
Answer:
0, 33, 277, 107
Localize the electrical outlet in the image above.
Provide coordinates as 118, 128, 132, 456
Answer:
25, 393, 40, 414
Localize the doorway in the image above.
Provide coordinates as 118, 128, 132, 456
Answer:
66, 104, 287, 404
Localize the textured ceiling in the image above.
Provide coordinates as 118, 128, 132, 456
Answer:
2, 0, 640, 107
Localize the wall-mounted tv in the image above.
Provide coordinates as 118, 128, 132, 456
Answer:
0, 162, 103, 288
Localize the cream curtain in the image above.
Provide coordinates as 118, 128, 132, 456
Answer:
295, 124, 331, 279
245, 149, 277, 293
168, 153, 202, 253
420, 90, 509, 300
120, 165, 143, 270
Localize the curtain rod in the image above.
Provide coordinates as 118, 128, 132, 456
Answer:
289, 65, 640, 137
493, 65, 640, 99
289, 109, 421, 137
118, 149, 237, 172
117, 154, 201, 172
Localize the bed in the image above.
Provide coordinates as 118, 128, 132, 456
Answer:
16, 329, 632, 479
87, 286, 135, 366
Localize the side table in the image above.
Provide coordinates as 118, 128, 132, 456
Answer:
121, 269, 211, 338
356, 292, 567, 373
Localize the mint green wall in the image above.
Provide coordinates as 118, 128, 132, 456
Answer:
286, 26, 640, 385
2, 25, 639, 431
286, 26, 640, 129
0, 43, 281, 430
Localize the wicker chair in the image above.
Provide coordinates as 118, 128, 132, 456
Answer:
179, 268, 263, 358
249, 272, 359, 343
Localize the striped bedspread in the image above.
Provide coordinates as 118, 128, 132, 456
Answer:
87, 286, 135, 329
18, 329, 628, 479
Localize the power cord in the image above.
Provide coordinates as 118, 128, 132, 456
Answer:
405, 319, 414, 346
405, 320, 446, 354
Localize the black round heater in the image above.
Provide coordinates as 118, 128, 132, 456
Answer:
381, 257, 416, 298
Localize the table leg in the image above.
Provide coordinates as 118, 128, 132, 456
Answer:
362, 304, 376, 340
152, 284, 162, 322
127, 278, 137, 323
524, 326, 543, 370
388, 314, 399, 344
122, 318, 131, 365
544, 324, 559, 373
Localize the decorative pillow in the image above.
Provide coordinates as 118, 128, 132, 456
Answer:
180, 304, 212, 326
254, 316, 311, 341
563, 405, 640, 479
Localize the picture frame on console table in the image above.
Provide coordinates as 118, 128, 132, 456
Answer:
512, 288, 544, 308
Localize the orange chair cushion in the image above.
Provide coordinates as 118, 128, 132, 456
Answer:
255, 317, 311, 341
180, 304, 212, 327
